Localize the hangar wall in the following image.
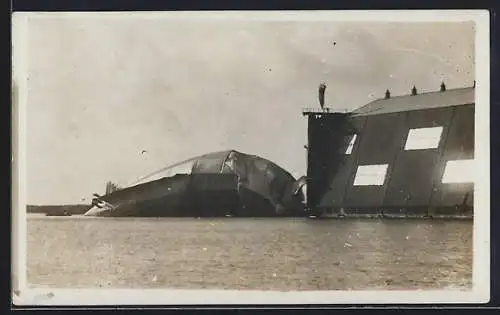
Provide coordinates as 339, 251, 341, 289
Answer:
306, 102, 475, 218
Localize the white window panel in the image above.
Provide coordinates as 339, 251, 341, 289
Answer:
442, 159, 475, 184
353, 164, 389, 186
345, 134, 357, 154
404, 127, 443, 150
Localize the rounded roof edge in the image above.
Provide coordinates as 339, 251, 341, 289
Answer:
127, 149, 297, 187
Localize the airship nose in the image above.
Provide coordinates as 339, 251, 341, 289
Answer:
84, 204, 112, 216
83, 206, 103, 216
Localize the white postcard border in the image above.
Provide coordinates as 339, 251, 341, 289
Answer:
12, 9, 491, 306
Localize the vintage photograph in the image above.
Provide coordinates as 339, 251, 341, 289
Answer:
12, 11, 490, 305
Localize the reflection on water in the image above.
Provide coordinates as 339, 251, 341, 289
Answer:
27, 216, 472, 290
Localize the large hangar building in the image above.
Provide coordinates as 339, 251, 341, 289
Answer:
303, 83, 475, 218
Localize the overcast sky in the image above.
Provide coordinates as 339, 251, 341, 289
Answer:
17, 14, 475, 205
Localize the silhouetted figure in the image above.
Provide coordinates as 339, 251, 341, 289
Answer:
440, 81, 446, 92
318, 83, 327, 109
411, 86, 418, 95
385, 89, 391, 99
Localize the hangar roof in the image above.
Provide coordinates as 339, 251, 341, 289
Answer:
352, 86, 475, 116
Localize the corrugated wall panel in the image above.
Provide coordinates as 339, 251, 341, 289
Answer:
343, 113, 406, 208
383, 151, 442, 206
431, 105, 475, 209
319, 116, 366, 208
383, 107, 454, 208
432, 184, 474, 208
439, 105, 475, 160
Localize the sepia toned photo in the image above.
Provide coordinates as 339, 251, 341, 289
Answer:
12, 10, 490, 305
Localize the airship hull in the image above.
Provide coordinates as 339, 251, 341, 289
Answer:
85, 150, 306, 217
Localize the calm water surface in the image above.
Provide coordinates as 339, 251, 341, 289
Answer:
27, 216, 472, 290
